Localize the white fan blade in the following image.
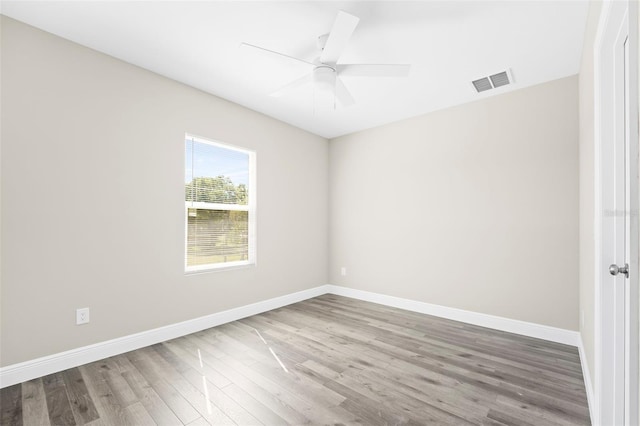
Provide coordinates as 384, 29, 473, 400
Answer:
240, 42, 315, 68
337, 64, 411, 77
320, 11, 360, 65
270, 74, 313, 98
335, 77, 355, 107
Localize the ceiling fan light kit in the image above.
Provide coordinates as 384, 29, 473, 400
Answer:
241, 10, 411, 107
313, 65, 337, 92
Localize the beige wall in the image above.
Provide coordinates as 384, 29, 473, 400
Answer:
329, 76, 579, 330
578, 0, 602, 392
1, 13, 585, 368
0, 17, 329, 366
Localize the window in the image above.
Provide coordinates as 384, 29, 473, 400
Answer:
185, 135, 256, 272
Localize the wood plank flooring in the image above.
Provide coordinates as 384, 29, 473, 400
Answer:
0, 294, 591, 425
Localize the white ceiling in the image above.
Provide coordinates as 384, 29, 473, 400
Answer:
1, 1, 589, 139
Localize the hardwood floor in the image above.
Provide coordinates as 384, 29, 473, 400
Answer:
1, 294, 591, 425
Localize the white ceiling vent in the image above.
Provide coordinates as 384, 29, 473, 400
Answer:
472, 70, 513, 93
472, 77, 493, 93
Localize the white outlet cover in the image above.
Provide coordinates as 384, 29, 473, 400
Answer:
76, 307, 90, 325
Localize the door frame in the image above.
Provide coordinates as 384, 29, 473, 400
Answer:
594, 0, 639, 424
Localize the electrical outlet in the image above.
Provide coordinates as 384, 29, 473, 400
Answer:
76, 308, 90, 325
341, 267, 347, 276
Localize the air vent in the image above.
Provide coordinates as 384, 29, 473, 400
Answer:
490, 71, 510, 88
472, 77, 493, 93
471, 70, 513, 93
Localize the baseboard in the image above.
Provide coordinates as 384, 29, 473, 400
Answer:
1, 283, 582, 389
325, 285, 580, 346
0, 285, 330, 388
578, 334, 596, 424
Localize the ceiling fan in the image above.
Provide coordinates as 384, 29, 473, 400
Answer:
240, 10, 411, 107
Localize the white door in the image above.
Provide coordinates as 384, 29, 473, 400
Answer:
596, 1, 639, 424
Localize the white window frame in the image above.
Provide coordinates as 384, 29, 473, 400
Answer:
184, 134, 256, 273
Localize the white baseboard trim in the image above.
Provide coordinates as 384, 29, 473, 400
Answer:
578, 334, 596, 424
325, 285, 580, 347
1, 283, 582, 389
0, 285, 330, 388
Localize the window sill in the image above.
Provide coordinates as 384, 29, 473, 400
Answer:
185, 261, 256, 275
